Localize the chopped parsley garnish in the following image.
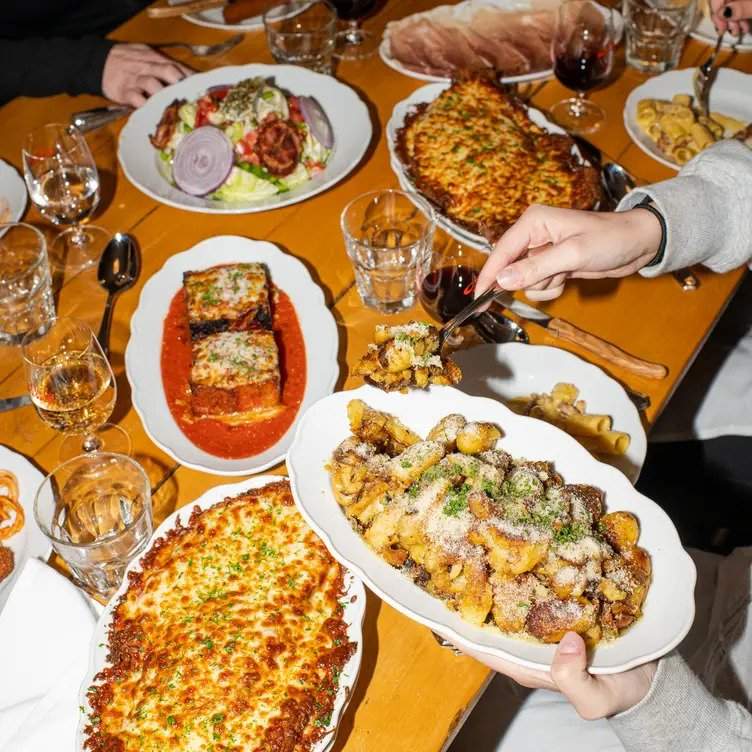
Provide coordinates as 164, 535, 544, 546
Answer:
167, 715, 176, 726
443, 483, 470, 517
554, 523, 589, 545
258, 541, 276, 558
313, 713, 332, 728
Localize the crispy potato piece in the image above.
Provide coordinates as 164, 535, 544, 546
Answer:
491, 573, 545, 633
455, 558, 493, 626
347, 399, 420, 455
364, 503, 405, 550
471, 526, 548, 576
526, 597, 597, 643
388, 441, 445, 483
600, 511, 640, 552
456, 422, 502, 454
427, 414, 467, 451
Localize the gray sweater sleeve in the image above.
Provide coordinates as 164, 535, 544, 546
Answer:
616, 140, 752, 277
609, 653, 752, 752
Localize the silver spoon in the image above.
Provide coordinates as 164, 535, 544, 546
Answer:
97, 233, 141, 359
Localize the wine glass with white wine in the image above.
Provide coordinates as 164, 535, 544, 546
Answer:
22, 123, 110, 272
22, 317, 130, 460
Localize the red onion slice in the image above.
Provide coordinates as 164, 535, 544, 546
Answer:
172, 126, 234, 196
299, 96, 334, 149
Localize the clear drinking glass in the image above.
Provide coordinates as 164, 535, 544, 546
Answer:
263, 0, 337, 74
0, 222, 55, 345
22, 123, 110, 272
22, 317, 130, 460
34, 453, 152, 599
341, 189, 435, 313
624, 0, 696, 73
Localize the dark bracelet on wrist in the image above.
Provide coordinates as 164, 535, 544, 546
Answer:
634, 197, 667, 267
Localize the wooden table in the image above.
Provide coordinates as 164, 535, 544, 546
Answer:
1, 3, 749, 749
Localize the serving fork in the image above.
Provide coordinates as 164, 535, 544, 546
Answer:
693, 32, 725, 116
157, 33, 244, 57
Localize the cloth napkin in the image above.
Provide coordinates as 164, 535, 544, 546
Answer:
0, 558, 99, 751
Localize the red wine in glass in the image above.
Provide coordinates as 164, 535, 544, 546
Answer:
551, 0, 614, 134
419, 265, 479, 323
330, 0, 379, 59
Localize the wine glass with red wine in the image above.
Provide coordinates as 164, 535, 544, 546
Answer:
418, 239, 485, 323
551, 0, 615, 134
330, 0, 380, 60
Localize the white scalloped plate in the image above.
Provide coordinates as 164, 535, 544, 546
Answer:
118, 64, 372, 213
454, 342, 647, 483
76, 475, 365, 752
287, 384, 696, 675
125, 236, 339, 475
387, 83, 592, 251
183, 6, 264, 31
0, 159, 27, 225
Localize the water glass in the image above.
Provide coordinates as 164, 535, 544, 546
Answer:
34, 453, 152, 600
341, 189, 435, 313
624, 0, 696, 74
0, 222, 55, 345
264, 0, 337, 74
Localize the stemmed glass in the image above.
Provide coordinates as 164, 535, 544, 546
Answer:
22, 123, 110, 272
330, 0, 380, 59
551, 0, 615, 134
22, 317, 130, 460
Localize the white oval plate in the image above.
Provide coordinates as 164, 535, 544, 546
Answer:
690, 16, 752, 50
0, 445, 49, 614
76, 475, 365, 752
118, 64, 372, 213
387, 83, 590, 251
0, 159, 27, 224
125, 235, 339, 475
184, 6, 264, 31
624, 68, 752, 170
287, 384, 696, 674
453, 343, 647, 483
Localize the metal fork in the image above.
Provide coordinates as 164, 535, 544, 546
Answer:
158, 33, 244, 57
438, 286, 501, 350
693, 32, 725, 115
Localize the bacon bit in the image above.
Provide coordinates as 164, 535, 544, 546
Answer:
149, 99, 185, 150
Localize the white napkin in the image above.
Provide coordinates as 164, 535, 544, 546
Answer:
0, 558, 99, 751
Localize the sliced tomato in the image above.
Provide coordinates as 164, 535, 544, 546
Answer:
287, 95, 305, 124
237, 130, 261, 164
207, 85, 231, 101
195, 96, 218, 128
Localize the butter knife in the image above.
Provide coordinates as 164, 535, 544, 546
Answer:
0, 395, 32, 413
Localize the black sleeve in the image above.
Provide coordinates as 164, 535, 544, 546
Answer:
0, 34, 114, 103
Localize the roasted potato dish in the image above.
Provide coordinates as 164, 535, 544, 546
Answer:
327, 401, 651, 645
354, 321, 462, 392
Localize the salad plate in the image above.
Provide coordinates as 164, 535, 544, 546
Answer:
0, 159, 27, 225
118, 64, 372, 213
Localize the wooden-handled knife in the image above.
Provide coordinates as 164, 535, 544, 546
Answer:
496, 292, 668, 380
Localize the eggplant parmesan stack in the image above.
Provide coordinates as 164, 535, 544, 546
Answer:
183, 263, 282, 419
395, 75, 602, 240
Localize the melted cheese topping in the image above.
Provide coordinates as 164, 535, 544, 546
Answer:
397, 77, 601, 238
85, 482, 353, 752
191, 330, 279, 388
184, 263, 269, 324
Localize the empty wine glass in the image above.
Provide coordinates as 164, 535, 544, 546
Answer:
551, 0, 615, 134
22, 123, 110, 271
22, 317, 130, 460
330, 0, 380, 59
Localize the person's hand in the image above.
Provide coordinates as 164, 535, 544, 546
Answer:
101, 43, 193, 108
463, 631, 658, 720
475, 204, 663, 302
711, 0, 750, 37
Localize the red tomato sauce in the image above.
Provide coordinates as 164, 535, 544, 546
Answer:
160, 287, 307, 459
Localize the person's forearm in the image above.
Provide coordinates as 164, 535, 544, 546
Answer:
0, 35, 113, 103
616, 140, 752, 277
609, 652, 752, 752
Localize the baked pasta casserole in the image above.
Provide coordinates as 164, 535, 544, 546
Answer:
328, 401, 650, 645
84, 480, 356, 752
354, 321, 462, 392
395, 75, 602, 240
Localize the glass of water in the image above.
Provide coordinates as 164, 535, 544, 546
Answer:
624, 0, 696, 74
341, 189, 435, 313
263, 0, 337, 74
34, 453, 152, 600
22, 123, 110, 272
0, 222, 55, 345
